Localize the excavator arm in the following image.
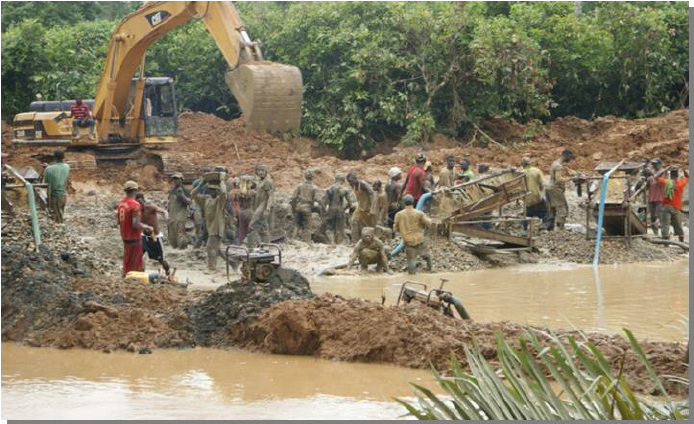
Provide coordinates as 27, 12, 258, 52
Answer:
94, 1, 302, 140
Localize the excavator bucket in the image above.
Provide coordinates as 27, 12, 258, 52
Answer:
225, 62, 303, 133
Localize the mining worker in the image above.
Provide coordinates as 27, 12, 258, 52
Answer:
192, 166, 212, 249
167, 172, 191, 249
646, 157, 664, 233
401, 153, 430, 203
546, 148, 575, 231
42, 149, 70, 223
653, 167, 689, 242
320, 174, 353, 244
522, 157, 548, 230
247, 164, 274, 248
372, 180, 388, 226
191, 177, 228, 271
117, 181, 153, 276
385, 167, 403, 228
235, 175, 255, 244
394, 194, 432, 274
291, 169, 322, 242
136, 193, 171, 276
226, 176, 241, 243
456, 158, 475, 184
438, 155, 456, 188
347, 172, 376, 241
70, 95, 94, 139
348, 227, 388, 272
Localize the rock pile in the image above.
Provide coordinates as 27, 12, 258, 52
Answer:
388, 237, 485, 272
536, 231, 685, 264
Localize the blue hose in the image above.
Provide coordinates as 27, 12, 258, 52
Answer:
593, 161, 623, 266
390, 192, 432, 257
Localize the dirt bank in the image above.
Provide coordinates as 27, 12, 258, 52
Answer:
237, 294, 688, 397
3, 108, 688, 192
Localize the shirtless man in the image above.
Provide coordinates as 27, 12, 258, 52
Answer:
136, 193, 171, 276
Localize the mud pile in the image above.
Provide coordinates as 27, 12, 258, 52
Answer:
187, 268, 313, 346
239, 294, 688, 397
536, 231, 686, 264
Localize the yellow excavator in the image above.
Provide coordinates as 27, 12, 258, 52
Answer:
11, 1, 302, 173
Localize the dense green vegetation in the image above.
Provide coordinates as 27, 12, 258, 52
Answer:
1, 1, 687, 154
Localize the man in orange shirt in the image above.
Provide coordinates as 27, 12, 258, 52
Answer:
654, 167, 689, 242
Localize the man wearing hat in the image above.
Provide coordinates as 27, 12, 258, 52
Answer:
320, 174, 354, 244
117, 181, 153, 276
401, 152, 430, 202
394, 194, 433, 274
191, 174, 227, 271
438, 155, 456, 188
167, 172, 191, 249
290, 170, 322, 242
385, 167, 403, 228
192, 166, 212, 248
646, 157, 664, 233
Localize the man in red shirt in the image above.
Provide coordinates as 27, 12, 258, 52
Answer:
401, 152, 430, 203
116, 181, 153, 276
136, 193, 171, 276
70, 95, 94, 139
654, 167, 689, 242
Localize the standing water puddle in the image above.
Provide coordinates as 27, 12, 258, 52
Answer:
312, 261, 689, 343
2, 261, 688, 419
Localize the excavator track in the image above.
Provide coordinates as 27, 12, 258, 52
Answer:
142, 147, 203, 183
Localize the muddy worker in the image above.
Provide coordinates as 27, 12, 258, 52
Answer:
385, 167, 403, 228
70, 95, 94, 139
546, 148, 575, 231
235, 176, 255, 244
167, 172, 191, 249
117, 181, 153, 277
522, 157, 548, 230
456, 158, 475, 184
247, 164, 274, 248
192, 166, 212, 249
225, 176, 240, 243
654, 167, 689, 242
290, 169, 322, 242
348, 227, 389, 273
192, 177, 227, 271
42, 149, 70, 223
438, 155, 456, 188
347, 172, 376, 241
401, 153, 430, 203
320, 174, 353, 244
372, 180, 388, 226
394, 194, 432, 274
646, 157, 664, 233
136, 193, 171, 276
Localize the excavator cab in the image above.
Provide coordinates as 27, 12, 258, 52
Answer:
129, 77, 178, 137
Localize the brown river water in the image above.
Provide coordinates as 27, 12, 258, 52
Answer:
2, 261, 688, 419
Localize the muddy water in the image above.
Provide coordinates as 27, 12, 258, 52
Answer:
2, 343, 435, 419
312, 261, 689, 343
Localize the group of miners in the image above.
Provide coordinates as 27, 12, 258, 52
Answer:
36, 146, 688, 278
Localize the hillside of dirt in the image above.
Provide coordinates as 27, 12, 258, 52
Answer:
2, 108, 688, 192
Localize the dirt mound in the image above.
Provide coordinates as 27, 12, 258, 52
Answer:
187, 268, 313, 346
239, 294, 688, 396
536, 231, 686, 264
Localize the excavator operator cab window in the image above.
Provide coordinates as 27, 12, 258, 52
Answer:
135, 78, 177, 137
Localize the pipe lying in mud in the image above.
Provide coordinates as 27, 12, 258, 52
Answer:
316, 262, 350, 277
390, 192, 432, 258
4, 165, 41, 251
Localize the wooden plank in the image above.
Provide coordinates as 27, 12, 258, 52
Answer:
451, 223, 531, 247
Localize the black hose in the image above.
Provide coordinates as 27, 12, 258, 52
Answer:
449, 296, 472, 320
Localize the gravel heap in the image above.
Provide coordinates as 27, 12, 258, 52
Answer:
388, 236, 486, 272
536, 231, 685, 264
